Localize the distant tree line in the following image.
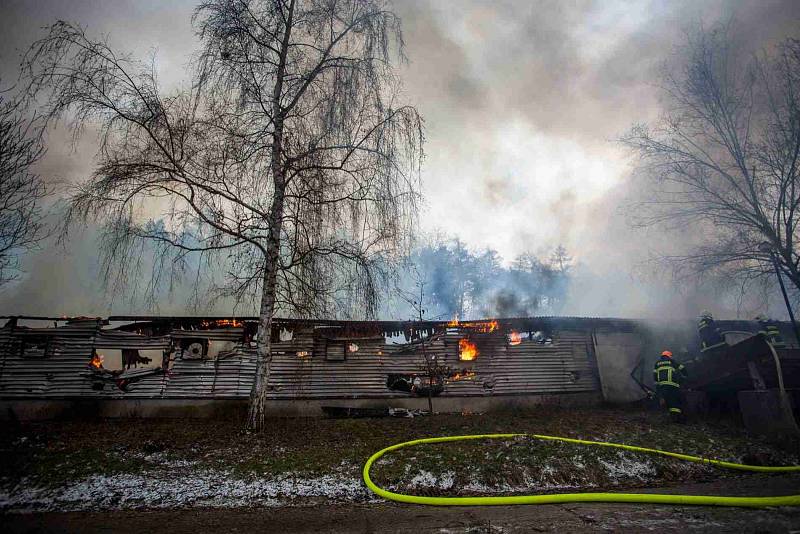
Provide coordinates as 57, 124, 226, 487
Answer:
400, 237, 572, 320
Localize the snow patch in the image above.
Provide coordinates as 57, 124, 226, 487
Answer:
599, 452, 657, 481
408, 470, 455, 490
1, 470, 374, 512
461, 479, 588, 494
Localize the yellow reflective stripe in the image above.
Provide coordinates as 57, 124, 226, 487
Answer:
669, 408, 682, 413
657, 381, 680, 387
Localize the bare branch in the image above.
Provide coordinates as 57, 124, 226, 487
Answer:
621, 27, 800, 302
0, 82, 48, 286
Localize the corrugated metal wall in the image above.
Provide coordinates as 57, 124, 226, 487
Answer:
0, 319, 600, 400
0, 322, 174, 399
267, 329, 598, 399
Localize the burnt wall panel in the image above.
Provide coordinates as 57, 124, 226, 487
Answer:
0, 320, 602, 401
264, 329, 599, 400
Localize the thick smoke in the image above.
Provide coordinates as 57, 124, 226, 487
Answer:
385, 237, 571, 320
392, 0, 800, 320
1, 1, 799, 319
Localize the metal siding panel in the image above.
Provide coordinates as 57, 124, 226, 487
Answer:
0, 323, 600, 400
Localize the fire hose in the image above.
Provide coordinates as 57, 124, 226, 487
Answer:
362, 433, 800, 507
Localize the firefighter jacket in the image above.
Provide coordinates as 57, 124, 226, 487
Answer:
698, 317, 726, 352
757, 320, 786, 348
653, 356, 687, 388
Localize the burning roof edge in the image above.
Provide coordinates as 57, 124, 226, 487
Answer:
3, 314, 793, 337
0, 314, 645, 333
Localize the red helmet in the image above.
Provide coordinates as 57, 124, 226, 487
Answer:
661, 350, 673, 358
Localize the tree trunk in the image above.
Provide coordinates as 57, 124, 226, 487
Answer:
247, 146, 288, 431
248, 262, 277, 431
781, 257, 800, 296
247, 161, 287, 431
246, 0, 294, 432
426, 376, 433, 414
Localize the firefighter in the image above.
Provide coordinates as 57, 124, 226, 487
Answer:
653, 350, 688, 422
698, 311, 726, 353
755, 315, 786, 348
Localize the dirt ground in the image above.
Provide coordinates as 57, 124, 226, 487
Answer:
4, 405, 799, 491
4, 474, 800, 533
3, 406, 800, 531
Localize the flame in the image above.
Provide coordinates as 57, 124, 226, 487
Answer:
90, 352, 104, 369
447, 318, 499, 333
449, 370, 476, 382
459, 338, 478, 360
296, 350, 311, 358
508, 331, 523, 345
201, 318, 243, 328
460, 320, 499, 333
478, 320, 499, 333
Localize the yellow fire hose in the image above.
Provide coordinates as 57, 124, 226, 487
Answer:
362, 433, 800, 507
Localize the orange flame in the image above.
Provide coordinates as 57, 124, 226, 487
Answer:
90, 352, 104, 369
201, 318, 243, 328
464, 320, 498, 333
449, 370, 476, 382
508, 331, 523, 345
459, 338, 478, 361
447, 318, 500, 333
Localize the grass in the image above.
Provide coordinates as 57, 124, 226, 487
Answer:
2, 405, 798, 494
369, 436, 711, 495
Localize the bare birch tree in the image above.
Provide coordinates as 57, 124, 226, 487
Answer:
0, 84, 46, 286
22, 0, 423, 430
622, 27, 800, 298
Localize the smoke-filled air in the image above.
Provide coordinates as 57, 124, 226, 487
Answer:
1, 0, 799, 322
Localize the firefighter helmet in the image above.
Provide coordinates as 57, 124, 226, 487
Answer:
661, 350, 673, 358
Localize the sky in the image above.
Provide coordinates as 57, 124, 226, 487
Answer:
1, 0, 799, 319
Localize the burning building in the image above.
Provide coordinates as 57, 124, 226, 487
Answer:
0, 315, 797, 420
